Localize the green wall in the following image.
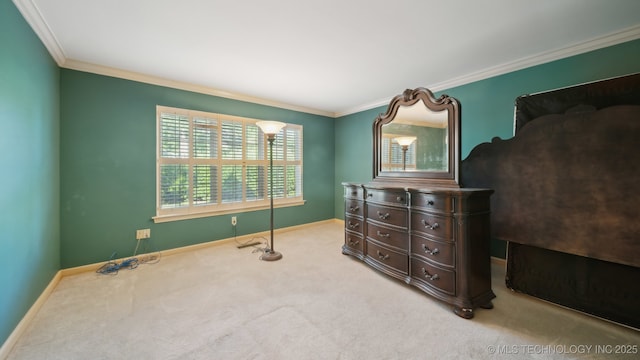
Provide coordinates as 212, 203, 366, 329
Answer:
334, 39, 640, 258
60, 70, 335, 268
0, 0, 60, 346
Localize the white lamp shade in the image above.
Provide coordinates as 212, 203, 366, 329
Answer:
256, 121, 286, 135
394, 136, 417, 146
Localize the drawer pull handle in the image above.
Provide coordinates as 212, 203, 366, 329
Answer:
349, 205, 360, 212
396, 196, 404, 202
376, 231, 390, 238
367, 193, 373, 197
377, 211, 390, 220
421, 268, 440, 281
348, 238, 360, 246
351, 191, 358, 196
377, 250, 390, 261
421, 219, 439, 230
427, 200, 434, 205
422, 244, 440, 256
348, 221, 360, 229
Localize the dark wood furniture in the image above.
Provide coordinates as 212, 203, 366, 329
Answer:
461, 73, 640, 329
342, 88, 495, 319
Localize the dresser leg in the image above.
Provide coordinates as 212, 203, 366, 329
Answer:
453, 307, 474, 319
480, 301, 494, 309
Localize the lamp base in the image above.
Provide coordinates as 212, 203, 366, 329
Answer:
260, 250, 283, 261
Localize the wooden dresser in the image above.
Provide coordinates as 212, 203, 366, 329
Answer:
343, 182, 495, 318
341, 87, 495, 319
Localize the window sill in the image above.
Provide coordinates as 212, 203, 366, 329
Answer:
152, 199, 306, 223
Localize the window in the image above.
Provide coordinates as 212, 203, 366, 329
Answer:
381, 134, 416, 171
155, 106, 303, 222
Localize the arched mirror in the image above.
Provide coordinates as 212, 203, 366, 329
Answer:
373, 87, 460, 187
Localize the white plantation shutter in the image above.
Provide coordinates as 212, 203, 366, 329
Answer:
193, 117, 217, 159
160, 164, 189, 208
245, 123, 264, 161
192, 116, 217, 206
221, 120, 243, 160
156, 106, 303, 221
285, 128, 302, 197
246, 165, 266, 202
159, 112, 189, 208
270, 165, 285, 199
193, 165, 217, 205
161, 113, 189, 158
287, 165, 302, 197
245, 123, 267, 202
220, 119, 243, 203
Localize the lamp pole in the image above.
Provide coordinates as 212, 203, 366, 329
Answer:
263, 134, 282, 260
256, 121, 285, 261
401, 145, 408, 171
394, 137, 416, 171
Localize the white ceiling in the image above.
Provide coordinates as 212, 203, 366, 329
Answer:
14, 0, 640, 117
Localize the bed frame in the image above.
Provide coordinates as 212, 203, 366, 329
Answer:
460, 73, 640, 329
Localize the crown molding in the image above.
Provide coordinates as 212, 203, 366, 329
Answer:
12, 0, 65, 65
61, 59, 335, 117
336, 24, 640, 118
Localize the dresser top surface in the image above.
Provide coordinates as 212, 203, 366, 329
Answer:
344, 182, 492, 195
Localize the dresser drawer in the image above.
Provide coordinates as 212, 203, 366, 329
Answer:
365, 187, 407, 206
344, 184, 364, 200
411, 257, 455, 295
410, 211, 452, 241
411, 235, 455, 267
367, 240, 408, 274
344, 232, 364, 253
345, 199, 363, 217
367, 222, 409, 251
345, 216, 364, 235
367, 203, 407, 228
410, 192, 452, 214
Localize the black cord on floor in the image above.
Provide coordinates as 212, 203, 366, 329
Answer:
96, 252, 139, 275
233, 224, 266, 250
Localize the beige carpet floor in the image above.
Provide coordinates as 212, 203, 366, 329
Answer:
6, 221, 639, 359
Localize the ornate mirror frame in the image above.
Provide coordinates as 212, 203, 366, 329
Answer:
373, 87, 461, 187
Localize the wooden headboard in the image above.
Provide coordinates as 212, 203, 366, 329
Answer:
459, 73, 640, 328
461, 73, 640, 267
462, 104, 640, 267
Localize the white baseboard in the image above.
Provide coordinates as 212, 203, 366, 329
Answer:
0, 270, 62, 360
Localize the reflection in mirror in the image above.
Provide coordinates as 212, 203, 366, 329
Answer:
382, 135, 417, 171
381, 99, 449, 172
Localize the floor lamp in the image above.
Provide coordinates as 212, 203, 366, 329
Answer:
394, 136, 416, 170
256, 120, 286, 261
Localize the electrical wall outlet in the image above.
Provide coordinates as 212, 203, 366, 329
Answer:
231, 216, 237, 226
136, 228, 151, 240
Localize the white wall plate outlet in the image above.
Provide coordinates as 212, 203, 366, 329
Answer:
136, 229, 151, 240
